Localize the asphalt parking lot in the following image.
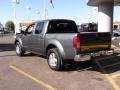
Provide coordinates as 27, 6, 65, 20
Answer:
0, 36, 120, 90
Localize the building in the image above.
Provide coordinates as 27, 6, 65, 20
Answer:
16, 20, 34, 33
113, 21, 120, 30
87, 0, 120, 34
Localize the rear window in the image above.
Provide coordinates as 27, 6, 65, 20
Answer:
47, 20, 78, 33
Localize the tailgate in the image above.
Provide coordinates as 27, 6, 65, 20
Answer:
78, 32, 111, 53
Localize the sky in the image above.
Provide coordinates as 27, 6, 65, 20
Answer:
0, 0, 120, 25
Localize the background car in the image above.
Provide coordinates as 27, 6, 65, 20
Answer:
113, 29, 120, 36
78, 23, 97, 32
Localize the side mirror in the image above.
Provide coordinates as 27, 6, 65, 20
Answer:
21, 30, 25, 34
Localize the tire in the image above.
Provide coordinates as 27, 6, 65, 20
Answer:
15, 42, 25, 56
47, 48, 63, 71
114, 33, 118, 36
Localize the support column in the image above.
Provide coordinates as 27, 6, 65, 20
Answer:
98, 2, 114, 33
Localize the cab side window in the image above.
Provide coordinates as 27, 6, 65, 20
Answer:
26, 24, 35, 35
35, 22, 44, 34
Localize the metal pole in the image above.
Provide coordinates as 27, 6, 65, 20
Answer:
12, 0, 20, 36
13, 3, 16, 35
44, 0, 47, 19
26, 5, 31, 20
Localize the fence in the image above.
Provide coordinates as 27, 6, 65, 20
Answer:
0, 32, 14, 37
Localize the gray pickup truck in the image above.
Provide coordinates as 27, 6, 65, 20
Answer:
15, 19, 111, 70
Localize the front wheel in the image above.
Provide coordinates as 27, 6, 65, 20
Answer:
47, 48, 63, 71
16, 42, 25, 56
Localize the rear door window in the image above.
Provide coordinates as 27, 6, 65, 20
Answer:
35, 22, 44, 34
47, 20, 78, 33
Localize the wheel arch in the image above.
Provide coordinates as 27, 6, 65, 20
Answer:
46, 40, 65, 59
15, 38, 23, 48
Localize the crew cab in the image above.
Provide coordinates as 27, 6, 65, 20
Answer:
15, 19, 111, 71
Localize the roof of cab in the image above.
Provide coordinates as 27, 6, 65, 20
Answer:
36, 19, 75, 23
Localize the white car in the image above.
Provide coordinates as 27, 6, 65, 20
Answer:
113, 30, 120, 36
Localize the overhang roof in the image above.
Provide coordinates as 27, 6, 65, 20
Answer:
87, 0, 120, 6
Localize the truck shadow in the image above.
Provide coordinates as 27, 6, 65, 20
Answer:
23, 53, 46, 58
0, 43, 15, 52
20, 52, 120, 74
62, 54, 120, 74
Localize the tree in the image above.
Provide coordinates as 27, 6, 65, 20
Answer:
5, 21, 15, 32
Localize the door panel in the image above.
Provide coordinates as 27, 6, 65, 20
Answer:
28, 22, 45, 55
23, 23, 35, 50
29, 34, 44, 55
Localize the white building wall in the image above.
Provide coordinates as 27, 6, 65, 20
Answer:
98, 3, 113, 33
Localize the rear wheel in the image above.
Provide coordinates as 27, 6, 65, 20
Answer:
47, 48, 63, 71
16, 42, 25, 56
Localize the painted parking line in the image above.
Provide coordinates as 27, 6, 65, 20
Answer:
111, 73, 120, 79
105, 74, 120, 90
95, 60, 120, 90
9, 65, 57, 90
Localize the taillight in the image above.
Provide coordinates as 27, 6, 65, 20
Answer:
73, 35, 80, 51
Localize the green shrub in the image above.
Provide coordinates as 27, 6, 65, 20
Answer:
5, 21, 15, 32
